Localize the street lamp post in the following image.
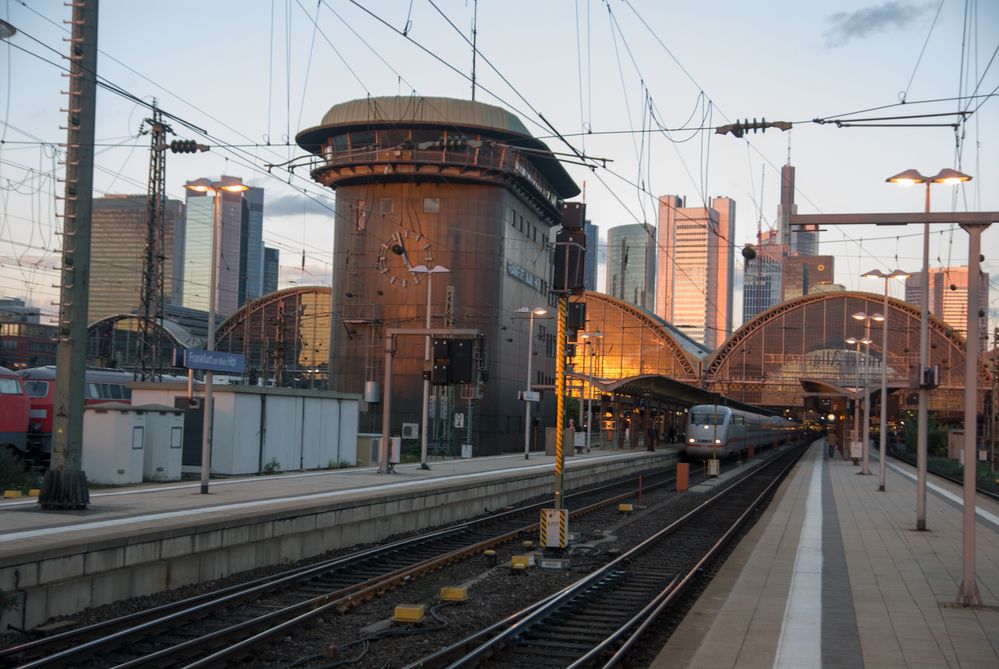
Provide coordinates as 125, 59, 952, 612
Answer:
845, 335, 871, 464
886, 168, 971, 528
579, 331, 603, 453
183, 177, 250, 495
517, 307, 548, 459
863, 269, 910, 491
410, 264, 451, 470
852, 312, 883, 473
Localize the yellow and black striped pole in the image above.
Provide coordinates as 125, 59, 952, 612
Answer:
554, 295, 566, 512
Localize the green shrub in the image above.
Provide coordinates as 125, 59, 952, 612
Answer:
0, 449, 37, 492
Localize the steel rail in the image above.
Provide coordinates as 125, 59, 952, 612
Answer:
888, 443, 999, 503
5, 467, 681, 669
422, 444, 807, 668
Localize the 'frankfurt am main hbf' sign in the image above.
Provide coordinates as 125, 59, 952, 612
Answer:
175, 349, 246, 374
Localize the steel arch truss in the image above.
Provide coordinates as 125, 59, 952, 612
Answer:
573, 291, 706, 381
704, 291, 986, 411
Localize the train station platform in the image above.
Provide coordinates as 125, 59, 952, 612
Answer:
0, 445, 679, 631
656, 440, 999, 668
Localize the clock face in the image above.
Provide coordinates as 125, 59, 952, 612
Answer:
376, 227, 434, 287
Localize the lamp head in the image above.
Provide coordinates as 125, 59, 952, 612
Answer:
885, 169, 927, 185
931, 168, 972, 185
860, 338, 873, 345
184, 177, 215, 193
851, 311, 869, 321
845, 337, 859, 345
871, 313, 885, 322
0, 19, 16, 39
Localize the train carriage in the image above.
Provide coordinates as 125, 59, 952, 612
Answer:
0, 366, 30, 455
685, 404, 802, 459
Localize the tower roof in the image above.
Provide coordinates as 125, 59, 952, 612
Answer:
297, 95, 580, 199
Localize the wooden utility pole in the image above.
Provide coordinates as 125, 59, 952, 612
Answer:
41, 0, 99, 509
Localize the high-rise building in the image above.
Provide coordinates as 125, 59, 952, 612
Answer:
89, 194, 184, 322
263, 247, 280, 294
180, 177, 264, 318
605, 223, 655, 311
782, 255, 835, 301
742, 234, 782, 323
239, 187, 265, 304
655, 195, 735, 350
905, 266, 989, 345
777, 163, 817, 256
744, 162, 830, 321
0, 297, 41, 324
583, 220, 599, 291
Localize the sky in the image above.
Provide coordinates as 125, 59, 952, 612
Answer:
1, 0, 997, 331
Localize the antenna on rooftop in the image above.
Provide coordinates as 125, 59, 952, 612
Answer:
470, 0, 478, 101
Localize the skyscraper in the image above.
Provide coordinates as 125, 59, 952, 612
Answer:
905, 266, 989, 344
239, 187, 265, 304
655, 195, 735, 350
583, 220, 599, 291
744, 162, 831, 321
742, 229, 782, 322
180, 177, 264, 318
605, 223, 655, 311
263, 247, 280, 294
89, 194, 184, 322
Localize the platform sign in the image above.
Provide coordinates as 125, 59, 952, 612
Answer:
518, 390, 540, 402
177, 348, 246, 374
454, 412, 465, 428
849, 440, 862, 459
708, 458, 720, 478
540, 508, 568, 549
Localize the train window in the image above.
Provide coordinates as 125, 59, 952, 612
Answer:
85, 383, 99, 399
0, 378, 20, 394
122, 386, 132, 400
24, 381, 49, 397
690, 412, 724, 425
109, 384, 124, 400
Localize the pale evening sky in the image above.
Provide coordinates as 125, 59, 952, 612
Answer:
0, 0, 996, 329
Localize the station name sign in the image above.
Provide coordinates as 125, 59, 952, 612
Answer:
175, 348, 246, 374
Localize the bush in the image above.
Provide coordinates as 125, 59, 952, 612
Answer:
0, 448, 37, 492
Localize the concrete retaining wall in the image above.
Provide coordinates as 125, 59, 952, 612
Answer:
0, 453, 674, 631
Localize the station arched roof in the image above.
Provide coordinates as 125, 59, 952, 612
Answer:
704, 291, 986, 409
215, 285, 332, 341
87, 313, 202, 349
296, 95, 580, 199
572, 291, 709, 382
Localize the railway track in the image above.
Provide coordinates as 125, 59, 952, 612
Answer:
405, 443, 807, 668
887, 443, 999, 502
0, 467, 686, 669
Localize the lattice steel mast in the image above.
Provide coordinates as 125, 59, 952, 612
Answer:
135, 107, 171, 380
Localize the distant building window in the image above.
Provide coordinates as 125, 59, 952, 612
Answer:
379, 198, 393, 214
423, 197, 440, 213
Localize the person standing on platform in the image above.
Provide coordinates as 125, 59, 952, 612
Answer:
646, 422, 658, 452
826, 430, 837, 459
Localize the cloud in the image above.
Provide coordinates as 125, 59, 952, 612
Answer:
264, 192, 336, 218
824, 2, 934, 48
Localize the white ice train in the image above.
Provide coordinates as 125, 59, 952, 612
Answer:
684, 405, 803, 459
